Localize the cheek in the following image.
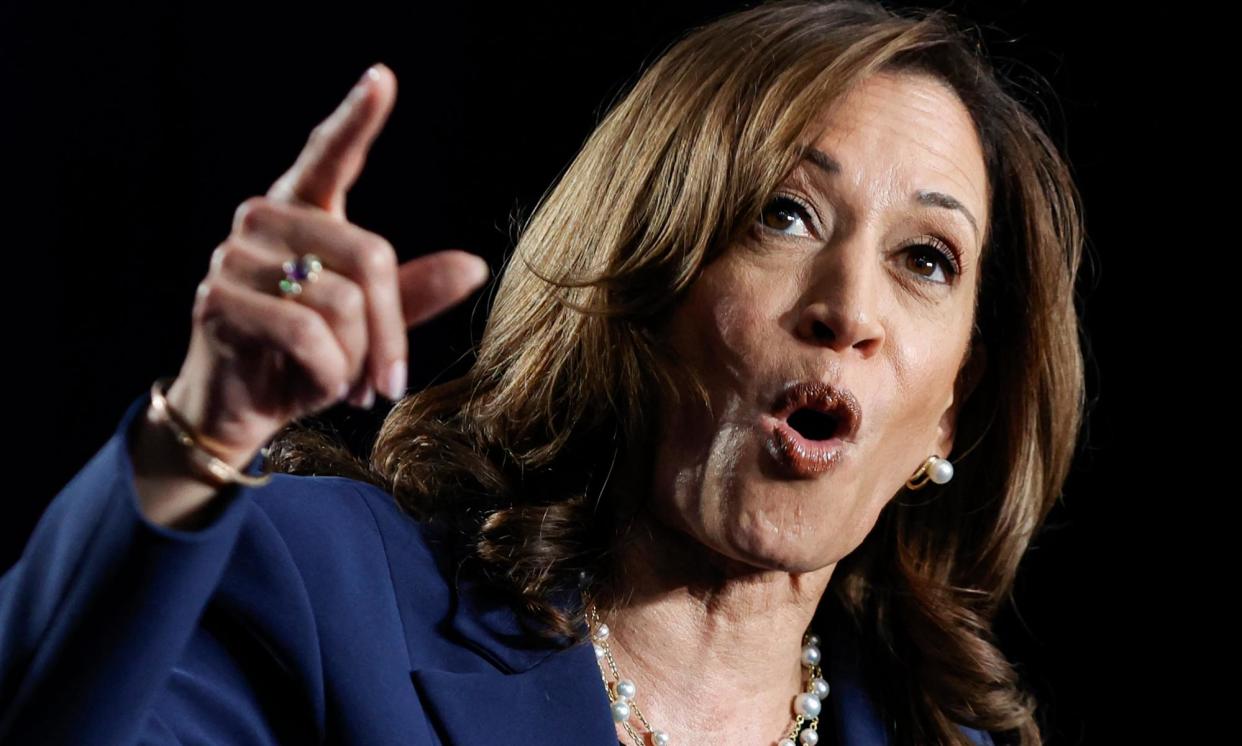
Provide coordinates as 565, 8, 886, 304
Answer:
894, 331, 967, 423
667, 278, 772, 407
869, 336, 966, 483
647, 273, 780, 522
708, 295, 763, 374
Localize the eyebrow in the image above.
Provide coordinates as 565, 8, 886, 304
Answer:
797, 145, 979, 243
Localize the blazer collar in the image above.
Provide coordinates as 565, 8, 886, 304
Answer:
411, 567, 617, 746
415, 565, 891, 746
822, 600, 891, 745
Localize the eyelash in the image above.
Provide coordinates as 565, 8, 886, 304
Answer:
758, 193, 963, 284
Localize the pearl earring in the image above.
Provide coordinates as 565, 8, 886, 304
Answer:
905, 454, 954, 490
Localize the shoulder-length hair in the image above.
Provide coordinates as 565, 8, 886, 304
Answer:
268, 1, 1088, 743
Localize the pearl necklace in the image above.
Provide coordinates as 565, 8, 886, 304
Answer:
585, 601, 831, 745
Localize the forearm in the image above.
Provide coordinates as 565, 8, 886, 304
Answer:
129, 402, 251, 531
0, 390, 260, 742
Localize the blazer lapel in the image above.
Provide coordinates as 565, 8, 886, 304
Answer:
822, 601, 891, 746
410, 567, 618, 746
410, 641, 617, 746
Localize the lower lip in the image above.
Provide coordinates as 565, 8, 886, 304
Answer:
762, 414, 849, 478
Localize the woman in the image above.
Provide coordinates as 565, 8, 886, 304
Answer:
0, 0, 1085, 744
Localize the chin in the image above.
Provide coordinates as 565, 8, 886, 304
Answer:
725, 477, 889, 570
713, 516, 841, 575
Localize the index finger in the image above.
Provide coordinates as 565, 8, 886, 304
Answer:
267, 63, 397, 219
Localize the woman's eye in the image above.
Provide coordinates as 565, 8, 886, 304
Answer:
903, 240, 960, 285
757, 195, 961, 287
758, 195, 814, 239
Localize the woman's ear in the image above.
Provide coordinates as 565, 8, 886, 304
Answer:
933, 342, 988, 459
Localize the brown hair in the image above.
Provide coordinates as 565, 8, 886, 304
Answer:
267, 1, 1088, 743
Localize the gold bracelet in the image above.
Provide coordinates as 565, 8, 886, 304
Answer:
147, 377, 273, 488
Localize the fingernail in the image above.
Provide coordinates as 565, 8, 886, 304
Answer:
337, 381, 351, 400
361, 385, 376, 410
469, 258, 490, 286
349, 66, 378, 100
359, 64, 383, 87
383, 360, 407, 400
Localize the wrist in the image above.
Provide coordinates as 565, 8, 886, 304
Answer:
147, 377, 272, 487
129, 409, 235, 530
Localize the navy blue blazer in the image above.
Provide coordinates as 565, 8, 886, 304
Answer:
0, 389, 995, 745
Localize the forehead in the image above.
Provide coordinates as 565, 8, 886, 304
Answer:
799, 71, 988, 240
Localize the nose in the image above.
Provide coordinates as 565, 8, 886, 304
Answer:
795, 253, 885, 357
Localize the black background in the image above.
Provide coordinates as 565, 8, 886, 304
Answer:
1, 1, 1205, 743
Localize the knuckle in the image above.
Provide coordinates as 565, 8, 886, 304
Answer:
209, 245, 227, 275
210, 241, 247, 277
306, 122, 329, 150
192, 280, 220, 322
359, 235, 397, 278
232, 196, 269, 234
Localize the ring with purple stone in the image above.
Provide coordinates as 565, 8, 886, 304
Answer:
278, 253, 324, 298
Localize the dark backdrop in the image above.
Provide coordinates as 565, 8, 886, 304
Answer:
2, 1, 1201, 743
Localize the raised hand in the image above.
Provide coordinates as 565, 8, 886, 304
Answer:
151, 63, 489, 485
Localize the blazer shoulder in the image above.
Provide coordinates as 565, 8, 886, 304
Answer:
229, 471, 462, 670
246, 472, 389, 534
240, 472, 452, 599
247, 472, 439, 544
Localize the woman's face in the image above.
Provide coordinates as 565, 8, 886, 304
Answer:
647, 72, 989, 573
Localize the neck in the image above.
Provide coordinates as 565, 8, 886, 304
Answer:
590, 503, 835, 743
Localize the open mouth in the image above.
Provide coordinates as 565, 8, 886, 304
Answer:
785, 407, 842, 441
765, 376, 860, 477
770, 380, 861, 444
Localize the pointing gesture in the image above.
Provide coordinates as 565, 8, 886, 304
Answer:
158, 63, 490, 479
267, 66, 394, 218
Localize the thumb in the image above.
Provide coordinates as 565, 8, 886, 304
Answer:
396, 251, 491, 328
